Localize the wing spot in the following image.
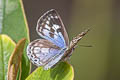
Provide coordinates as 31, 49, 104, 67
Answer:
51, 16, 54, 18
39, 26, 42, 32
34, 59, 37, 61
49, 27, 55, 38
31, 55, 33, 58
45, 24, 50, 30
46, 21, 49, 24
50, 27, 55, 33
57, 28, 62, 33
53, 24, 60, 29
49, 33, 54, 38
48, 17, 50, 20
55, 16, 58, 19
34, 47, 41, 53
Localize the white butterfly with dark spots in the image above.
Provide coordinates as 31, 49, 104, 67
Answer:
27, 9, 90, 70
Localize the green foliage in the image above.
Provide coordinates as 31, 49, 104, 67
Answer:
0, 0, 30, 79
26, 62, 74, 80
0, 35, 16, 80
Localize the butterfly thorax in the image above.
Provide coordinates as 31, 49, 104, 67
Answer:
62, 38, 79, 61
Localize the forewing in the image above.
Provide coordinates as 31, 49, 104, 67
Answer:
36, 9, 69, 48
27, 39, 61, 67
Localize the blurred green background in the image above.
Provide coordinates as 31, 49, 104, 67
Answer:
23, 0, 120, 80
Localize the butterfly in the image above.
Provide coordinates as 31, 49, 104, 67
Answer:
27, 9, 90, 70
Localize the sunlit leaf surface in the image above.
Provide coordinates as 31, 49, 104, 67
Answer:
26, 62, 74, 80
0, 34, 15, 80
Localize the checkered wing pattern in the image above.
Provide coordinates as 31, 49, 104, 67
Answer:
27, 39, 62, 67
36, 9, 69, 48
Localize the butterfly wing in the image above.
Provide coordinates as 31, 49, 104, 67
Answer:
27, 39, 65, 69
36, 9, 69, 48
44, 47, 66, 70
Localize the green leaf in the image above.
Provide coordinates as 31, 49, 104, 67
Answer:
8, 38, 26, 80
0, 0, 30, 79
26, 62, 74, 80
0, 34, 16, 80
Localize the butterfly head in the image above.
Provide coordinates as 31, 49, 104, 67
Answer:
62, 29, 90, 61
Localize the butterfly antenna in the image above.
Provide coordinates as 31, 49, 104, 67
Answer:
79, 44, 92, 47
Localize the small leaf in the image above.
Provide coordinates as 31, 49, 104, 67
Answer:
0, 34, 16, 80
26, 62, 74, 80
8, 38, 26, 80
